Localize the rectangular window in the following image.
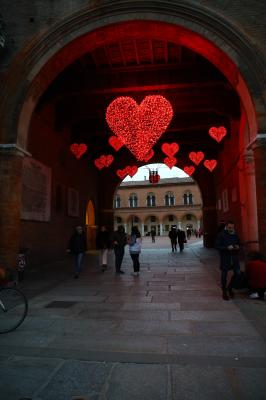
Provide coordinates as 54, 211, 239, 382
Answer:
169, 215, 173, 221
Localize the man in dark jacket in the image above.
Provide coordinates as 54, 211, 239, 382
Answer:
215, 220, 241, 300
67, 226, 87, 278
112, 225, 128, 274
169, 226, 178, 252
177, 229, 186, 252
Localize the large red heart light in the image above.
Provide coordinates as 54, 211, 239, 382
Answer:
208, 126, 227, 143
106, 95, 173, 161
109, 136, 123, 151
70, 143, 87, 159
94, 154, 114, 170
204, 159, 217, 171
161, 142, 179, 157
189, 151, 204, 165
164, 156, 177, 169
184, 166, 195, 176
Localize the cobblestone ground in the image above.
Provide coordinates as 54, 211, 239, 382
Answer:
0, 237, 266, 400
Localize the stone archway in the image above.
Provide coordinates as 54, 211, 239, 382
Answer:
1, 1, 266, 268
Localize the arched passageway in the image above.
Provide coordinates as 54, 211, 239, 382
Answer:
0, 2, 266, 269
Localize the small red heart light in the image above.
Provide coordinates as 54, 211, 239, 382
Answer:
143, 149, 154, 162
70, 143, 87, 159
109, 136, 123, 151
106, 95, 173, 161
116, 169, 127, 179
94, 154, 114, 169
161, 142, 179, 157
208, 126, 227, 143
189, 151, 204, 165
184, 166, 195, 176
125, 165, 138, 177
164, 156, 177, 169
94, 158, 105, 170
204, 159, 217, 171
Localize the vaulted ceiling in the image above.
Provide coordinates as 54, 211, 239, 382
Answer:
37, 38, 240, 163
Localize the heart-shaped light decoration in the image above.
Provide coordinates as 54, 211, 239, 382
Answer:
116, 169, 128, 179
70, 143, 87, 159
164, 156, 177, 169
94, 158, 105, 170
125, 165, 138, 177
184, 166, 195, 176
94, 154, 114, 170
189, 151, 204, 165
109, 136, 123, 151
106, 95, 173, 161
204, 159, 217, 171
161, 142, 179, 157
142, 149, 154, 162
208, 126, 227, 143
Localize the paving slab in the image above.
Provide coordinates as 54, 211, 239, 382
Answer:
0, 237, 265, 399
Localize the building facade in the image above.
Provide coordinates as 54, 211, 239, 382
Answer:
114, 177, 202, 236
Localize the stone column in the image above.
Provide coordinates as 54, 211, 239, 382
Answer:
160, 222, 163, 236
241, 150, 259, 251
0, 146, 25, 271
178, 221, 182, 229
141, 223, 145, 236
197, 220, 201, 229
251, 136, 266, 254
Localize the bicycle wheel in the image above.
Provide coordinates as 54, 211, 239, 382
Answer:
0, 287, 28, 333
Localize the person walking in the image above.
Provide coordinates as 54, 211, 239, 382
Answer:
67, 225, 87, 278
96, 225, 111, 272
151, 228, 156, 243
168, 226, 178, 252
128, 226, 142, 277
112, 225, 128, 274
177, 229, 186, 252
215, 220, 241, 300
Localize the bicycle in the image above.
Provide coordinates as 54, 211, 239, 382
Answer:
0, 283, 28, 334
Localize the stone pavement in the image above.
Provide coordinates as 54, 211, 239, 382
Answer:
0, 237, 266, 400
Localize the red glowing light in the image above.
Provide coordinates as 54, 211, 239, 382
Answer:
94, 154, 114, 170
208, 126, 227, 143
70, 143, 87, 159
116, 165, 138, 179
109, 136, 123, 151
204, 159, 217, 171
189, 151, 204, 165
116, 169, 128, 179
164, 156, 177, 169
125, 165, 138, 177
161, 142, 179, 157
143, 149, 154, 162
184, 166, 195, 176
106, 95, 173, 161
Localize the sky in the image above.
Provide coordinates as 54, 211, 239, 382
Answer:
123, 163, 189, 182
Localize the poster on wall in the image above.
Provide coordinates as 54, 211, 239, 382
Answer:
21, 157, 51, 221
67, 187, 79, 217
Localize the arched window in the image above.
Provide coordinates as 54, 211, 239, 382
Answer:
147, 193, 156, 207
114, 195, 121, 208
165, 191, 175, 206
129, 193, 138, 207
183, 191, 193, 205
